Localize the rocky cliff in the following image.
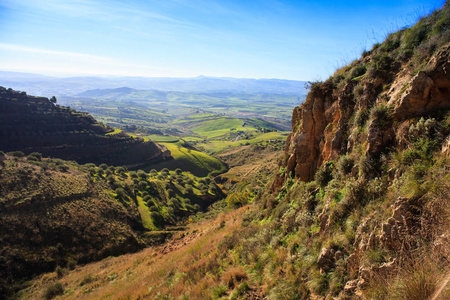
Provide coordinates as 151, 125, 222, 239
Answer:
274, 8, 450, 188
0, 87, 171, 167
265, 3, 450, 298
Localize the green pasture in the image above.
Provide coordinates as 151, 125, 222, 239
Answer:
198, 131, 289, 154
146, 142, 227, 177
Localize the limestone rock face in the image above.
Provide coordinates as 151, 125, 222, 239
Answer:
317, 247, 335, 272
273, 83, 351, 188
443, 135, 450, 156
379, 197, 416, 251
274, 43, 450, 189
390, 44, 450, 121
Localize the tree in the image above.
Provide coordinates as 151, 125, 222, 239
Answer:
50, 96, 57, 104
115, 188, 125, 199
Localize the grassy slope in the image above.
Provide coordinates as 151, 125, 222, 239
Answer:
0, 155, 145, 297
18, 5, 450, 300
0, 153, 226, 297
199, 131, 288, 154
12, 4, 450, 300
146, 142, 227, 177
17, 208, 250, 300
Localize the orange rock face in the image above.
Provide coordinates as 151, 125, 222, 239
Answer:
274, 43, 450, 190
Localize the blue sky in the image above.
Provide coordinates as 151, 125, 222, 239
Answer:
0, 0, 445, 80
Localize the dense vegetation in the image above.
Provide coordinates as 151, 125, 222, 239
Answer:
3, 2, 450, 300
0, 152, 225, 298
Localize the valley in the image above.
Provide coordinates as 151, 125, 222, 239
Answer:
1, 2, 450, 300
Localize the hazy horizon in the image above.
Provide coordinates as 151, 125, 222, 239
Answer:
0, 0, 445, 81
0, 70, 307, 81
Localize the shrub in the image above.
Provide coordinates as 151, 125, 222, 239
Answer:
367, 53, 393, 78
353, 83, 365, 100
58, 165, 69, 172
331, 74, 345, 87
185, 186, 194, 195
397, 48, 414, 61
167, 188, 175, 198
358, 155, 378, 178
8, 151, 24, 158
137, 170, 147, 179
222, 266, 247, 289
43, 282, 64, 299
370, 104, 392, 128
138, 181, 147, 190
55, 266, 64, 278
66, 259, 76, 270
226, 191, 250, 209
339, 179, 367, 213
355, 108, 369, 127
309, 270, 329, 295
371, 43, 381, 51
382, 38, 400, 52
337, 155, 354, 175
150, 211, 163, 225
349, 64, 367, 79
314, 162, 334, 187
79, 273, 96, 286
403, 19, 430, 50
115, 188, 125, 199
28, 152, 42, 161
116, 166, 126, 174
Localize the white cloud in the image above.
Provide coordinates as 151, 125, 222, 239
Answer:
0, 43, 196, 77
0, 43, 112, 62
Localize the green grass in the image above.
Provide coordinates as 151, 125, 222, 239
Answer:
192, 118, 246, 138
147, 135, 180, 142
145, 142, 227, 177
199, 131, 288, 154
105, 128, 122, 135
171, 114, 285, 139
136, 196, 155, 230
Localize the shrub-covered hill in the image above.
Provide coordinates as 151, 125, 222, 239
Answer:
258, 2, 450, 298
8, 3, 450, 300
0, 87, 170, 168
0, 152, 224, 298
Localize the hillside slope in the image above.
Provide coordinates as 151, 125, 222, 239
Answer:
265, 3, 450, 298
9, 3, 450, 300
0, 155, 144, 298
0, 153, 225, 299
0, 87, 170, 168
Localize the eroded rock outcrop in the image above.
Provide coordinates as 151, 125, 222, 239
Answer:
274, 42, 450, 191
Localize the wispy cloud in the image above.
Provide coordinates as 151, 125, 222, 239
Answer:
0, 43, 112, 62
0, 43, 195, 77
2, 0, 186, 25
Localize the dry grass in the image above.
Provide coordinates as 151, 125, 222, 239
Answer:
18, 207, 250, 300
222, 266, 248, 289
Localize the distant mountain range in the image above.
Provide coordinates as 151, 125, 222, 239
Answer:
0, 71, 307, 97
